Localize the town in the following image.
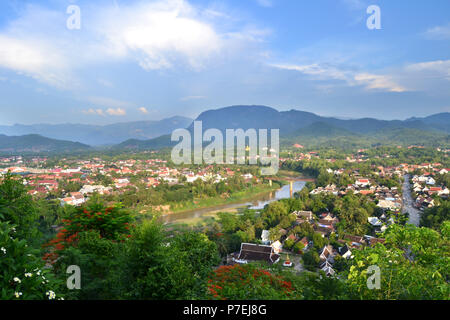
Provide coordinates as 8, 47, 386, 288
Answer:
1, 143, 448, 299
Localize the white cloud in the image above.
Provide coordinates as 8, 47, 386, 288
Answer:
95, 0, 223, 70
0, 0, 267, 87
423, 23, 450, 40
0, 35, 70, 88
271, 59, 450, 94
271, 63, 348, 81
139, 107, 149, 114
405, 60, 450, 80
106, 108, 126, 116
270, 63, 407, 92
353, 73, 406, 92
82, 108, 105, 116
86, 96, 133, 109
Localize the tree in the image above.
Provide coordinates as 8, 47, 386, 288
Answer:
0, 221, 63, 300
420, 200, 450, 231
112, 221, 220, 299
302, 250, 320, 271
283, 239, 295, 250
292, 241, 305, 254
262, 201, 288, 228
0, 173, 39, 241
206, 264, 297, 300
311, 232, 326, 251
344, 224, 450, 299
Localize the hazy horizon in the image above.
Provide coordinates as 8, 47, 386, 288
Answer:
1, 105, 449, 127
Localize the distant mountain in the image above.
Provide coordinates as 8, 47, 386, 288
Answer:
288, 122, 356, 138
116, 134, 174, 150
189, 105, 322, 135
190, 105, 450, 135
117, 106, 450, 150
0, 134, 90, 154
405, 113, 450, 133
0, 116, 193, 146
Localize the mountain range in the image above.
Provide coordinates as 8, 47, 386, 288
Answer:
0, 116, 193, 146
1, 105, 449, 153
118, 105, 450, 150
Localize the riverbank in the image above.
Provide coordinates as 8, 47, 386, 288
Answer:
131, 182, 282, 221
276, 169, 316, 181
165, 183, 281, 215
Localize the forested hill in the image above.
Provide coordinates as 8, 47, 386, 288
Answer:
0, 134, 90, 154
117, 106, 450, 150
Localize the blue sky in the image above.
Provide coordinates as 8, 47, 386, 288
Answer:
0, 0, 449, 125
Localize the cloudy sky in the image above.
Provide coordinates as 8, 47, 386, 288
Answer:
0, 0, 449, 125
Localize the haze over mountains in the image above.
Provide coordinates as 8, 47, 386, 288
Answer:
1, 105, 449, 153
0, 116, 193, 146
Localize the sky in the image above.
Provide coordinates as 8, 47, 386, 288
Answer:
0, 0, 449, 125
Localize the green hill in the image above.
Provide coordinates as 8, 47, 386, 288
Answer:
0, 134, 91, 154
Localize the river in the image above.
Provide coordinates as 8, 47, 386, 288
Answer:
162, 180, 306, 224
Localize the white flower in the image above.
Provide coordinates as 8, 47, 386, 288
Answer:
46, 290, 56, 300
24, 273, 33, 278
13, 277, 21, 283
0, 247, 6, 254
14, 292, 22, 298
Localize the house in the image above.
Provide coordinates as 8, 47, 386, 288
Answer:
368, 217, 383, 227
320, 213, 338, 224
319, 245, 334, 263
299, 236, 309, 252
338, 245, 352, 259
355, 178, 370, 187
242, 173, 253, 180
343, 235, 364, 248
293, 211, 314, 221
364, 236, 386, 246
377, 199, 401, 211
319, 217, 339, 226
319, 260, 336, 277
315, 224, 333, 237
234, 243, 280, 264
426, 177, 436, 185
286, 234, 299, 243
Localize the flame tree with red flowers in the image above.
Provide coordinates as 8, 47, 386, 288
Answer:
206, 264, 298, 300
43, 202, 133, 263
42, 200, 134, 299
